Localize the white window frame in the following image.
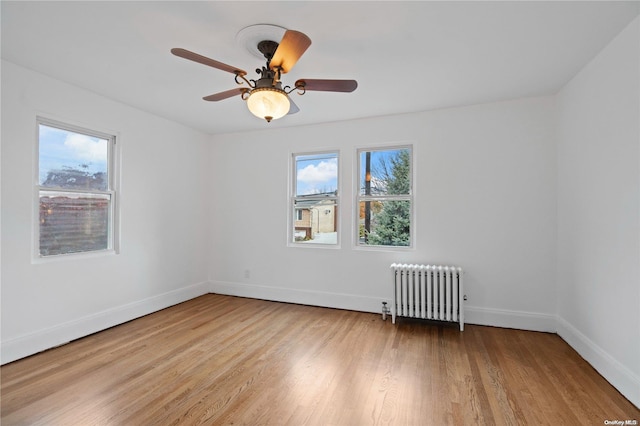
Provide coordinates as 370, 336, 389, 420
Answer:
288, 150, 340, 248
34, 117, 119, 260
355, 144, 414, 250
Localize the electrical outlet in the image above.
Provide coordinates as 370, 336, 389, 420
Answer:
244, 269, 250, 279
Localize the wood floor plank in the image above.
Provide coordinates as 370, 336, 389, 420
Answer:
2, 294, 638, 425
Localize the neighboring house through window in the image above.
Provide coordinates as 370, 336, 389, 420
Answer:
36, 118, 117, 257
291, 152, 339, 245
357, 145, 413, 248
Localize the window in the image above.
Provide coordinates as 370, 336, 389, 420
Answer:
357, 146, 413, 247
36, 118, 117, 257
291, 152, 339, 245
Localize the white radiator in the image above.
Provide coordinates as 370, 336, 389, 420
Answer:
390, 263, 464, 331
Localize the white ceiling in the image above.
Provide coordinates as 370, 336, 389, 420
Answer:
2, 1, 639, 135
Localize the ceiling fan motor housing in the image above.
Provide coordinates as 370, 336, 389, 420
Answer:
257, 40, 279, 61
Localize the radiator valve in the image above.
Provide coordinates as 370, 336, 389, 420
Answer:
382, 302, 390, 321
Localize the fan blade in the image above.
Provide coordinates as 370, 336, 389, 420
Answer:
295, 79, 358, 92
203, 88, 248, 102
171, 48, 247, 76
269, 30, 312, 74
288, 97, 300, 115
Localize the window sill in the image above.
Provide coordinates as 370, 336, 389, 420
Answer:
32, 249, 118, 264
287, 242, 342, 250
353, 244, 414, 252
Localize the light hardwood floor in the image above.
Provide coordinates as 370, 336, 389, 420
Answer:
2, 294, 638, 425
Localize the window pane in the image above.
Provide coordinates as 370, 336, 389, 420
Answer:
39, 192, 110, 256
292, 199, 337, 244
359, 148, 411, 196
39, 124, 109, 191
295, 153, 338, 196
359, 200, 411, 247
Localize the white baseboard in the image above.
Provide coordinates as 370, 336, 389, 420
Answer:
210, 280, 386, 314
210, 280, 557, 332
0, 281, 210, 365
464, 305, 557, 332
556, 316, 640, 409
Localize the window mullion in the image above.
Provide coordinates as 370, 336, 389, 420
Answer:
39, 187, 112, 197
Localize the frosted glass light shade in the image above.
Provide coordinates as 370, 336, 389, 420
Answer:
247, 88, 290, 122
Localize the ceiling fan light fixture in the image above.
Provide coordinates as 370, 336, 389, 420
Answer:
246, 87, 290, 122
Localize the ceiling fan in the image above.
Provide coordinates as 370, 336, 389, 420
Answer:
171, 29, 358, 123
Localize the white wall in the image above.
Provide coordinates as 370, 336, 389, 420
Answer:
1, 61, 212, 363
556, 17, 640, 407
209, 96, 558, 332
